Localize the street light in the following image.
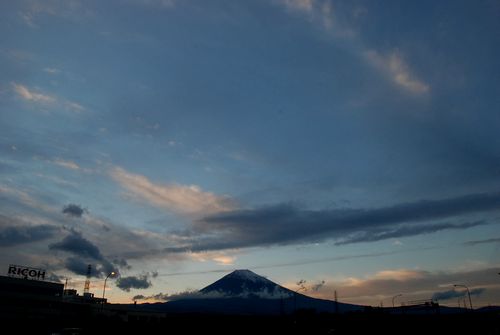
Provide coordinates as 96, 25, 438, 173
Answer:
102, 271, 116, 309
454, 284, 472, 310
392, 294, 402, 308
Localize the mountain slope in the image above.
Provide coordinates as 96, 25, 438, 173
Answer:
199, 269, 294, 299
143, 269, 364, 315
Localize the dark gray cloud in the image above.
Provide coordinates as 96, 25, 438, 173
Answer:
49, 230, 103, 260
335, 220, 486, 245
49, 230, 118, 277
64, 256, 116, 278
311, 280, 325, 292
62, 204, 86, 218
0, 223, 59, 247
116, 274, 152, 292
64, 257, 93, 277
182, 191, 500, 251
132, 294, 145, 300
108, 191, 500, 259
432, 288, 485, 301
464, 237, 500, 246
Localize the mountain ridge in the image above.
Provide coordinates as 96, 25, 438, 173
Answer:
140, 269, 364, 315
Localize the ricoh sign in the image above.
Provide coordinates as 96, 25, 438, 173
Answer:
7, 264, 46, 281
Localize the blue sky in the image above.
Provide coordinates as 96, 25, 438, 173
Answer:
1, 0, 500, 307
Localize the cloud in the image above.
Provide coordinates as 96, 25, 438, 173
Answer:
212, 255, 236, 266
464, 237, 500, 246
62, 204, 86, 218
372, 269, 425, 281
188, 251, 237, 266
64, 257, 93, 277
12, 83, 55, 103
110, 166, 235, 215
275, 2, 428, 95
279, 0, 314, 13
364, 50, 429, 94
184, 191, 500, 251
335, 220, 486, 245
116, 274, 152, 292
304, 267, 499, 307
127, 0, 176, 9
43, 67, 61, 74
0, 223, 59, 247
12, 82, 85, 112
49, 230, 117, 277
18, 0, 90, 27
276, 0, 338, 34
311, 280, 325, 292
49, 230, 103, 260
432, 288, 486, 301
63, 258, 116, 278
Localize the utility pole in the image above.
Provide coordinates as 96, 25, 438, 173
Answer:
334, 290, 338, 314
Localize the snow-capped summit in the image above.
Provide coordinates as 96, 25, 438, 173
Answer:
200, 269, 292, 299
225, 269, 268, 283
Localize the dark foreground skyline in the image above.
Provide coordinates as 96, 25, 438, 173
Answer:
1, 272, 499, 335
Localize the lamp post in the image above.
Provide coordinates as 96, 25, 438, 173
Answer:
102, 271, 116, 310
454, 284, 472, 310
392, 294, 402, 308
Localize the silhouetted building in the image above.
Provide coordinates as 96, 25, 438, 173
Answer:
63, 289, 106, 304
0, 275, 64, 321
0, 275, 63, 300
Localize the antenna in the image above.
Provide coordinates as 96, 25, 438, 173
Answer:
84, 264, 91, 294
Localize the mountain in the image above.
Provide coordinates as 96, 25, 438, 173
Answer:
199, 269, 294, 299
141, 269, 364, 315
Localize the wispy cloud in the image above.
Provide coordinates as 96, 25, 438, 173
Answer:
365, 50, 430, 94
43, 67, 61, 74
304, 267, 500, 307
464, 237, 500, 246
189, 251, 237, 266
279, 0, 314, 13
52, 158, 80, 170
212, 255, 236, 266
12, 83, 55, 104
12, 82, 85, 112
276, 0, 344, 35
18, 0, 90, 28
275, 1, 429, 95
110, 166, 235, 215
372, 269, 426, 281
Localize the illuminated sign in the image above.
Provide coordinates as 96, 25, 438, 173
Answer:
7, 264, 46, 281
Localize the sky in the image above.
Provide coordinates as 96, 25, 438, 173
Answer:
1, 0, 500, 308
